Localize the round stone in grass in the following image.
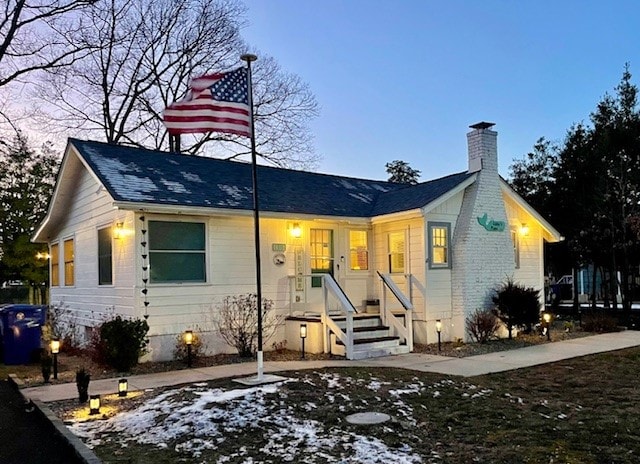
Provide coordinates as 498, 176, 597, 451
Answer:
345, 412, 391, 425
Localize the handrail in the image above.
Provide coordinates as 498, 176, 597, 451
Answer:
407, 273, 426, 301
377, 271, 414, 351
321, 273, 357, 313
377, 272, 413, 310
321, 273, 355, 359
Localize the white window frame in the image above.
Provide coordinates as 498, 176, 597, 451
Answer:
98, 226, 113, 286
148, 220, 207, 284
388, 231, 406, 274
348, 229, 369, 272
511, 228, 520, 269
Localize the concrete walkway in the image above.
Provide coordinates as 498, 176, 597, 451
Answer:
23, 331, 640, 403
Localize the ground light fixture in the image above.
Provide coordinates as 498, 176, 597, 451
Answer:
184, 330, 194, 368
50, 338, 60, 380
300, 323, 307, 359
435, 320, 442, 352
118, 378, 128, 397
89, 395, 101, 415
543, 312, 552, 341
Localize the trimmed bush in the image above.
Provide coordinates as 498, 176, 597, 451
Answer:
492, 278, 541, 339
95, 316, 149, 371
466, 308, 500, 343
582, 311, 619, 333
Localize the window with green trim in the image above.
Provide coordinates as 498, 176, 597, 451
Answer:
310, 228, 333, 287
149, 221, 206, 283
428, 222, 450, 269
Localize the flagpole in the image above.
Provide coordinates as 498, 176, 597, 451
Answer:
241, 53, 263, 381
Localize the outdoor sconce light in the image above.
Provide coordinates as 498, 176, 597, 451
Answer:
543, 312, 552, 341
291, 223, 302, 238
50, 338, 60, 380
36, 252, 50, 260
89, 395, 101, 415
519, 223, 530, 237
184, 330, 194, 368
300, 323, 307, 359
114, 221, 124, 239
435, 320, 442, 352
118, 378, 128, 397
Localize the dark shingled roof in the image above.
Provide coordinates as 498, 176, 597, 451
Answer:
71, 139, 474, 218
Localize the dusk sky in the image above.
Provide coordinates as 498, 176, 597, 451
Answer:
242, 0, 640, 180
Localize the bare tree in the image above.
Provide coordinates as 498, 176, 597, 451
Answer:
37, 0, 320, 169
0, 0, 95, 88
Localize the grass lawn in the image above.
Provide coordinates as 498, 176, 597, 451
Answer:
53, 346, 640, 464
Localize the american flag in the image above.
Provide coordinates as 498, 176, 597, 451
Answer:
163, 67, 251, 137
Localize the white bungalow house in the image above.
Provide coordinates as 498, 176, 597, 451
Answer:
33, 122, 562, 361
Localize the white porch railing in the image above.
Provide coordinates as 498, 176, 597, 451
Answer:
287, 274, 357, 359
321, 274, 356, 359
406, 273, 426, 302
378, 271, 414, 351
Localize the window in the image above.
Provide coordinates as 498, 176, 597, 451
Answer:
511, 228, 520, 269
98, 227, 113, 285
428, 222, 450, 269
388, 231, 405, 273
149, 221, 206, 283
349, 230, 369, 271
50, 243, 59, 287
310, 229, 333, 287
64, 238, 75, 286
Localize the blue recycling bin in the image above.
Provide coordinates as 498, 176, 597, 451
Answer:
0, 305, 47, 365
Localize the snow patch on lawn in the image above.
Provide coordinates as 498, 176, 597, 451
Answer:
68, 379, 424, 463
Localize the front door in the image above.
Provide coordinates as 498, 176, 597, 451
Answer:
310, 228, 334, 288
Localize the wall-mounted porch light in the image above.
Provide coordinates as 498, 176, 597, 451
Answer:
184, 330, 194, 367
291, 222, 302, 238
519, 223, 530, 237
36, 252, 50, 260
435, 320, 442, 352
89, 395, 101, 415
300, 323, 307, 359
113, 221, 125, 239
118, 378, 128, 397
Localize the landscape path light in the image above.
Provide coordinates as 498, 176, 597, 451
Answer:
300, 323, 307, 359
50, 338, 60, 380
435, 320, 442, 352
543, 312, 552, 341
118, 378, 128, 397
184, 330, 194, 368
89, 395, 101, 415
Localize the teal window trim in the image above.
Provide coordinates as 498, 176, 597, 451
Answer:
428, 222, 451, 269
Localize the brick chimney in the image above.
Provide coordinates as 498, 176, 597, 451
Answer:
467, 121, 497, 173
451, 121, 515, 341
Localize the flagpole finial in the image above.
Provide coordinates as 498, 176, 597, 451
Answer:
241, 53, 258, 63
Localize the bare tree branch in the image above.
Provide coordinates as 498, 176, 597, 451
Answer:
33, 0, 320, 169
0, 0, 96, 88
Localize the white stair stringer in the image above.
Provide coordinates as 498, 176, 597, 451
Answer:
329, 315, 411, 359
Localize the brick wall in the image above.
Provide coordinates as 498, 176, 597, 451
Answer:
450, 125, 515, 340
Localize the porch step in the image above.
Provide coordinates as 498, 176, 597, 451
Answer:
331, 335, 410, 359
333, 315, 382, 330
352, 325, 391, 340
